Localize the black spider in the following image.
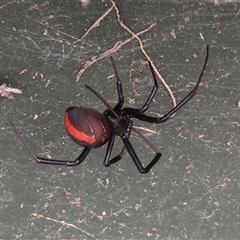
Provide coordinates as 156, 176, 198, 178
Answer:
9, 45, 209, 173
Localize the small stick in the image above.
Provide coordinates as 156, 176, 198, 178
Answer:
0, 83, 22, 99
73, 4, 114, 44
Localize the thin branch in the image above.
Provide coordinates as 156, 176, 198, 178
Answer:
73, 4, 114, 44
0, 83, 22, 99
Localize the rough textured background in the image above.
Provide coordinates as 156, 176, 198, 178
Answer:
1, 0, 240, 239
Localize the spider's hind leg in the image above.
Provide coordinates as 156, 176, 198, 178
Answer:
8, 119, 91, 166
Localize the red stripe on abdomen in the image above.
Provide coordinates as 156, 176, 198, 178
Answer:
64, 112, 96, 145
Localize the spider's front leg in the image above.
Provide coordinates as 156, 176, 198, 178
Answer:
123, 45, 209, 124
110, 56, 124, 111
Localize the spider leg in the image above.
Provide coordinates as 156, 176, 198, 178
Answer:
121, 132, 161, 173
123, 45, 209, 124
110, 56, 124, 111
139, 60, 158, 113
103, 136, 125, 166
8, 119, 90, 166
111, 56, 158, 113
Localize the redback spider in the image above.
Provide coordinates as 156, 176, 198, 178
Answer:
9, 45, 209, 173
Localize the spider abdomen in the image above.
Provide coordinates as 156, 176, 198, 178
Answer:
64, 107, 113, 148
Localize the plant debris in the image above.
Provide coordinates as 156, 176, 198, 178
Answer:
0, 83, 22, 99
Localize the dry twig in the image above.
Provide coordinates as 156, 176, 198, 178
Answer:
73, 4, 114, 44
0, 83, 22, 99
